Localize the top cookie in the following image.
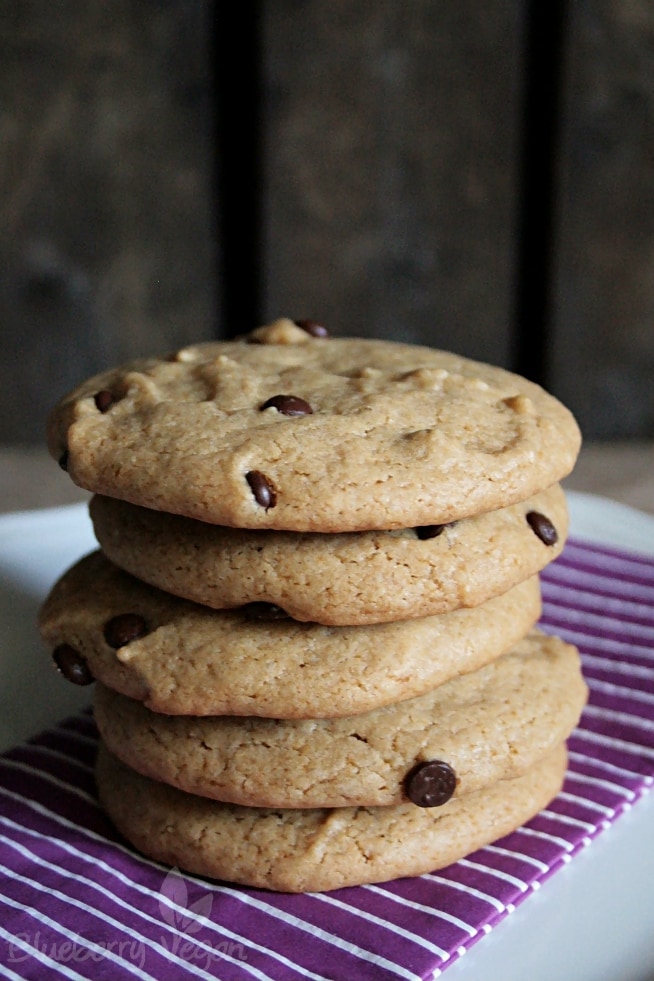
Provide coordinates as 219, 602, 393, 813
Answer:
47, 318, 582, 531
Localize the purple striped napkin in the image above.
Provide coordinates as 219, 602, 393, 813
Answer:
1, 535, 653, 981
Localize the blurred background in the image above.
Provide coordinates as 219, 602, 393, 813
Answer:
1, 0, 654, 448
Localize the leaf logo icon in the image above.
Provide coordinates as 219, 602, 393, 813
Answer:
159, 867, 213, 934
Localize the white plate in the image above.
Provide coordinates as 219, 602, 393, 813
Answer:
447, 491, 654, 981
1, 492, 653, 981
0, 502, 96, 750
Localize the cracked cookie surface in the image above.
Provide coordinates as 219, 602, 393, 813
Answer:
90, 483, 568, 625
48, 319, 581, 531
93, 630, 587, 808
95, 742, 568, 892
39, 551, 542, 718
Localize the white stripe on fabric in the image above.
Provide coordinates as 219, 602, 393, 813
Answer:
0, 855, 242, 981
515, 826, 574, 851
566, 769, 637, 800
362, 885, 478, 937
215, 886, 421, 981
0, 918, 90, 981
0, 956, 38, 981
0, 885, 157, 981
572, 726, 654, 760
541, 572, 654, 608
5, 746, 465, 971
0, 822, 317, 981
482, 844, 549, 874
0, 757, 98, 805
567, 749, 649, 782
539, 809, 595, 832
8, 759, 439, 979
0, 808, 394, 976
582, 704, 654, 732
541, 625, 654, 661
556, 791, 617, 817
543, 562, 654, 599
422, 876, 506, 913
1, 761, 524, 964
560, 538, 654, 564
456, 858, 528, 893
580, 655, 654, 681
0, 784, 419, 981
557, 535, 654, 585
12, 743, 94, 771
541, 604, 654, 642
315, 893, 449, 960
586, 677, 654, 706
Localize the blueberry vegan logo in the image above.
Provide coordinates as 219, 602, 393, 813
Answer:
5, 868, 245, 970
159, 866, 214, 933
158, 867, 247, 967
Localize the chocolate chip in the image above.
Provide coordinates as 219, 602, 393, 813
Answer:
241, 602, 290, 621
294, 319, 329, 338
94, 389, 115, 413
52, 644, 94, 686
526, 511, 558, 546
58, 450, 69, 471
246, 470, 277, 509
260, 395, 313, 416
103, 613, 149, 649
415, 524, 446, 540
405, 760, 457, 807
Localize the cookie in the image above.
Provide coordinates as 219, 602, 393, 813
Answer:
47, 319, 581, 532
95, 741, 567, 892
90, 483, 568, 625
93, 629, 586, 808
38, 551, 541, 718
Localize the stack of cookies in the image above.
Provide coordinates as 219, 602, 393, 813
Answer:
38, 318, 587, 893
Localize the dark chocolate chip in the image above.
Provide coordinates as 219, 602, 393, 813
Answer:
58, 450, 69, 471
405, 760, 457, 807
260, 394, 313, 416
294, 319, 329, 338
526, 511, 558, 546
415, 524, 446, 540
241, 602, 290, 621
52, 644, 94, 686
103, 613, 149, 649
246, 470, 277, 509
94, 389, 115, 413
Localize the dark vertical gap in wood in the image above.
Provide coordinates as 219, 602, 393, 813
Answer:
214, 3, 263, 336
511, 0, 569, 386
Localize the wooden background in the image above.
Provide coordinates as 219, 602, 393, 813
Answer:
1, 1, 653, 444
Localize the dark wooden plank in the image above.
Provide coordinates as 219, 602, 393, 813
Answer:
261, 1, 521, 366
215, 1, 263, 334
512, 0, 569, 387
0, 1, 216, 443
550, 0, 654, 438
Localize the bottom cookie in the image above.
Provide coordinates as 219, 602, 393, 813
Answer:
96, 741, 567, 893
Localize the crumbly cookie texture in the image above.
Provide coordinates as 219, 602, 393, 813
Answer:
48, 319, 581, 532
38, 551, 541, 718
93, 630, 586, 809
95, 742, 567, 892
90, 483, 568, 625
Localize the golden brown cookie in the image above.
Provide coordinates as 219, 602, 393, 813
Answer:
93, 630, 586, 808
89, 484, 567, 625
95, 741, 568, 892
48, 319, 581, 532
38, 551, 541, 718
